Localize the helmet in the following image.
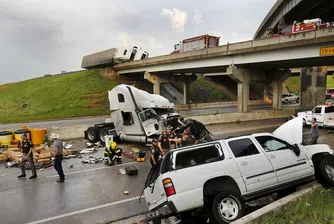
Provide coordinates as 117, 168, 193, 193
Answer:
110, 142, 117, 149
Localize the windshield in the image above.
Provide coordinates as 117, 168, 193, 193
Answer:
152, 108, 175, 115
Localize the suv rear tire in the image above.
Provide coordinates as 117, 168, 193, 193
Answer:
211, 191, 244, 224
318, 158, 334, 186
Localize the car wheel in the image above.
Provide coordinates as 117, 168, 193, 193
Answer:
86, 127, 99, 143
303, 119, 306, 126
296, 98, 299, 104
318, 158, 334, 186
98, 128, 109, 144
285, 99, 289, 104
211, 191, 244, 224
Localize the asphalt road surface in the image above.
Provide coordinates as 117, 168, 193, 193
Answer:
0, 103, 298, 130
1, 119, 333, 224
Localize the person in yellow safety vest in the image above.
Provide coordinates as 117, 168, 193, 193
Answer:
104, 142, 122, 166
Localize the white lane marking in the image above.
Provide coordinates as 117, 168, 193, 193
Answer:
45, 161, 137, 178
26, 196, 145, 224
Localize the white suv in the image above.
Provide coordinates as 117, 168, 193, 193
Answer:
144, 117, 334, 223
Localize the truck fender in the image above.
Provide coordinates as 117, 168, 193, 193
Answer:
303, 144, 333, 161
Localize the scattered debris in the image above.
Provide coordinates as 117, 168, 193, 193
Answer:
305, 202, 311, 207
126, 166, 138, 176
117, 169, 126, 175
81, 156, 103, 164
1, 174, 6, 177
123, 152, 136, 160
124, 191, 130, 195
39, 169, 43, 171
65, 144, 72, 149
5, 161, 17, 168
80, 148, 97, 154
69, 165, 73, 168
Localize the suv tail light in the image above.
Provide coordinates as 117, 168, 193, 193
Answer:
163, 178, 176, 197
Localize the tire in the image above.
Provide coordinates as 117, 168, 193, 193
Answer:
296, 98, 299, 104
86, 127, 99, 143
285, 99, 289, 104
98, 128, 109, 144
318, 158, 334, 186
211, 191, 244, 224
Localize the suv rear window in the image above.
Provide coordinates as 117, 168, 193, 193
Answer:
175, 145, 222, 170
228, 138, 259, 158
325, 106, 334, 113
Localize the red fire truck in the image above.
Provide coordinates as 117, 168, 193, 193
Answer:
171, 34, 220, 54
271, 18, 333, 37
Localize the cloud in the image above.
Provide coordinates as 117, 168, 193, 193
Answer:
0, 0, 276, 84
161, 8, 187, 32
194, 9, 203, 24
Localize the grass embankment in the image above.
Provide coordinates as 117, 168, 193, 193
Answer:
251, 188, 334, 224
285, 76, 334, 94
0, 70, 117, 124
172, 77, 228, 103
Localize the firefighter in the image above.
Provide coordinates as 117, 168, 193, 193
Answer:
104, 142, 122, 166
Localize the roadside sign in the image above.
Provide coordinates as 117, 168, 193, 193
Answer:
320, 46, 334, 56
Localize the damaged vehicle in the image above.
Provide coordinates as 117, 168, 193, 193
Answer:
144, 117, 334, 223
84, 84, 211, 144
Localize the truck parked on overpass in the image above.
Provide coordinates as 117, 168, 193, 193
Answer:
171, 34, 220, 54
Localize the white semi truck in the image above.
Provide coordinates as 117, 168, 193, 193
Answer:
84, 85, 182, 144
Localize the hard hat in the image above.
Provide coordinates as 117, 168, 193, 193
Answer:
110, 142, 117, 149
152, 138, 159, 143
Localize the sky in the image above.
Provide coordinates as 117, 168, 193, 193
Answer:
0, 0, 275, 84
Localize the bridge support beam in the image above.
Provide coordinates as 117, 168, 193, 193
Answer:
144, 71, 197, 104
183, 82, 190, 104
228, 65, 266, 113
269, 70, 291, 111
300, 67, 327, 110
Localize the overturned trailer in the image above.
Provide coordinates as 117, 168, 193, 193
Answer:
84, 85, 212, 144
81, 47, 149, 69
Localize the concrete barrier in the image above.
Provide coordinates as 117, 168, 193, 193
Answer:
50, 108, 295, 140
48, 125, 90, 140
191, 108, 295, 126
175, 100, 270, 110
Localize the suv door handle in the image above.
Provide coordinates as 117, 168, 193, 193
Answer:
270, 155, 276, 159
241, 161, 248, 166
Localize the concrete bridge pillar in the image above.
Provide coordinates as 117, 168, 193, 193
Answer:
237, 82, 250, 113
153, 82, 161, 95
270, 70, 291, 111
300, 67, 327, 109
183, 82, 190, 104
228, 65, 266, 113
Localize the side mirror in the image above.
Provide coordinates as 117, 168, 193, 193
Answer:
292, 144, 301, 156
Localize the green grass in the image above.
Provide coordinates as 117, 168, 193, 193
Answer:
172, 76, 228, 103
0, 70, 117, 123
285, 75, 334, 95
251, 188, 334, 224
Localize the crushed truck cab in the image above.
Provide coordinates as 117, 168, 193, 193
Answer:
84, 85, 181, 144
